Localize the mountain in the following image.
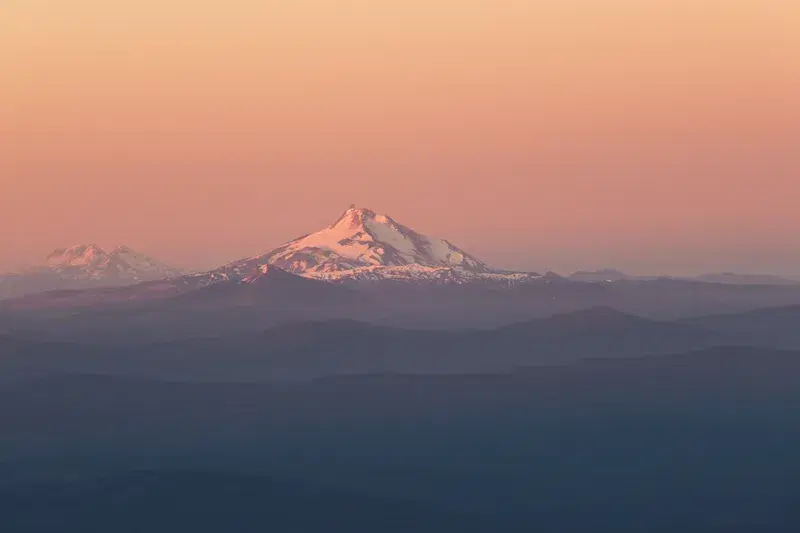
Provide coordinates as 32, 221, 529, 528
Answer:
0, 245, 181, 300
262, 206, 492, 273
44, 244, 181, 282
690, 272, 800, 286
567, 270, 800, 286
208, 206, 541, 285
568, 269, 633, 282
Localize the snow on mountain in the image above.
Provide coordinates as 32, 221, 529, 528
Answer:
307, 264, 543, 286
265, 206, 492, 274
43, 244, 182, 282
206, 206, 540, 285
46, 244, 107, 269
0, 245, 182, 300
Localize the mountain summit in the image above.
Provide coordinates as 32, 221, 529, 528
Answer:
211, 206, 537, 284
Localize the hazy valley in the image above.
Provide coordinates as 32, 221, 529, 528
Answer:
1, 207, 799, 532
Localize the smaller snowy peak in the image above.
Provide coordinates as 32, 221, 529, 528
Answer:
42, 244, 181, 282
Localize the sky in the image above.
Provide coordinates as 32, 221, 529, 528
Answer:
1, 0, 799, 276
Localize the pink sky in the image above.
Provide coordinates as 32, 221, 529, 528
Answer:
2, 1, 799, 275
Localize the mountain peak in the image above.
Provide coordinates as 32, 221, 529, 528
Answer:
218, 206, 495, 280
329, 206, 381, 230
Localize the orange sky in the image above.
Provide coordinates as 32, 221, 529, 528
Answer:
2, 0, 799, 275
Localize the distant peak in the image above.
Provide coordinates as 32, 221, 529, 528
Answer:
40, 243, 180, 280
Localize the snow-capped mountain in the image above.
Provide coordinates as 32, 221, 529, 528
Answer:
204, 206, 541, 285
44, 244, 182, 281
0, 245, 182, 300
265, 206, 492, 274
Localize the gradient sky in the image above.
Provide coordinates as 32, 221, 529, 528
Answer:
2, 0, 799, 275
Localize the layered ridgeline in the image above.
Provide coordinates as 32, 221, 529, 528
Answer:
0, 245, 182, 299
4, 207, 800, 328
203, 206, 540, 285
0, 207, 544, 317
